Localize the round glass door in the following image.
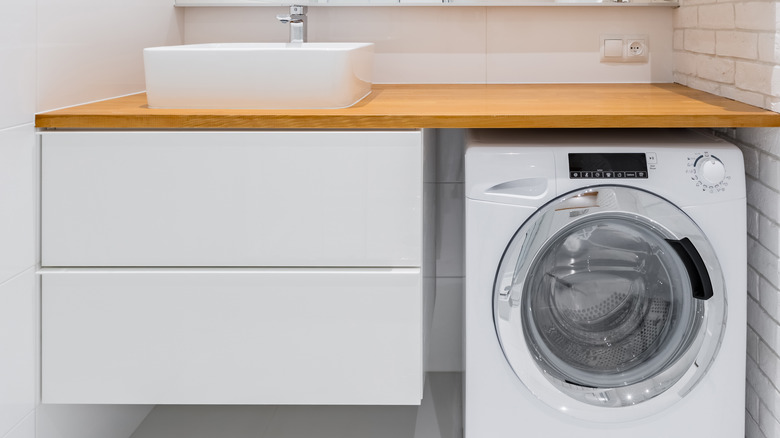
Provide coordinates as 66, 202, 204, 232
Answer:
494, 186, 726, 411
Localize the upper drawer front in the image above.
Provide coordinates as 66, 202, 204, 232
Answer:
42, 131, 422, 267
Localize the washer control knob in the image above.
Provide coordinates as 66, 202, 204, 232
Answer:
696, 156, 726, 186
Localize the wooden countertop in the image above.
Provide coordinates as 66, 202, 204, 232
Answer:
35, 83, 780, 129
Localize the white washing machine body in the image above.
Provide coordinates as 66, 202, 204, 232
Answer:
464, 129, 746, 438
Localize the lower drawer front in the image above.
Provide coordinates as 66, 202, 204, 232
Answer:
42, 269, 422, 405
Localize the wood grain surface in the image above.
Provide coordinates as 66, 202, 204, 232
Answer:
35, 84, 780, 129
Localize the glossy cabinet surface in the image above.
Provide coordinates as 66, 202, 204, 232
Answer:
42, 268, 423, 404
42, 131, 422, 267
40, 130, 429, 405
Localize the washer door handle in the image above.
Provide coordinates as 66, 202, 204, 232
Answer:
666, 237, 714, 300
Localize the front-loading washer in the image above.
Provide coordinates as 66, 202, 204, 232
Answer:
464, 129, 746, 437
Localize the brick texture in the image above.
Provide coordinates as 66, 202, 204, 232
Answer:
674, 0, 778, 111
721, 128, 780, 438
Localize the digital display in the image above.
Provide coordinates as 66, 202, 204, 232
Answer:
568, 153, 648, 179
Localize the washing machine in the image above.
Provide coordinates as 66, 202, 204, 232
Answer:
464, 129, 746, 438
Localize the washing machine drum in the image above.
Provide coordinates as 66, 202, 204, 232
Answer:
494, 186, 726, 409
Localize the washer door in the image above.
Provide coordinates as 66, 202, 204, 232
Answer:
494, 186, 726, 419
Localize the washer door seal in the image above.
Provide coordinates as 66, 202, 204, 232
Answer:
494, 186, 726, 420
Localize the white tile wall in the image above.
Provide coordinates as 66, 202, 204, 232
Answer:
428, 131, 466, 372
3, 413, 34, 438
719, 128, 780, 438
184, 6, 674, 84
436, 184, 465, 279
0, 4, 36, 437
186, 6, 488, 84
485, 7, 674, 83
36, 0, 185, 112
428, 278, 464, 372
0, 0, 36, 129
0, 126, 36, 286
0, 271, 35, 438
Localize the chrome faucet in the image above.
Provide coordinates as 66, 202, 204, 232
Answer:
277, 5, 307, 43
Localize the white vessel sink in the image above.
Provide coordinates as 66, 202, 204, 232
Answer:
143, 43, 374, 109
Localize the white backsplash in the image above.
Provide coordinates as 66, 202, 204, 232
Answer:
36, 0, 185, 112
183, 6, 674, 84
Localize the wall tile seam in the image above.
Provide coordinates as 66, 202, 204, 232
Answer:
758, 401, 780, 438
755, 147, 780, 167
685, 75, 733, 86
746, 415, 767, 438
0, 265, 36, 291
726, 139, 776, 174
746, 305, 762, 351
0, 122, 35, 134
671, 55, 772, 91
749, 326, 760, 360
748, 280, 777, 322
745, 380, 760, 422
747, 252, 780, 297
745, 159, 780, 189
0, 408, 34, 438
757, 337, 780, 379
746, 199, 780, 226
747, 300, 780, 361
674, 51, 772, 67
746, 355, 780, 419
745, 322, 779, 358
751, 209, 780, 242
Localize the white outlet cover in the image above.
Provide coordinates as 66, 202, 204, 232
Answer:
599, 34, 649, 63
625, 35, 649, 62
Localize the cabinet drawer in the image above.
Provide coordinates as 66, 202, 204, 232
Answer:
41, 131, 422, 267
41, 268, 423, 405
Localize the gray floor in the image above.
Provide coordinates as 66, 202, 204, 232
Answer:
129, 373, 463, 438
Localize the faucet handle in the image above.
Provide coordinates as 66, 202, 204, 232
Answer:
277, 5, 307, 23
289, 5, 307, 15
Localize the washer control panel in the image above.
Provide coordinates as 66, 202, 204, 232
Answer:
687, 152, 731, 193
568, 153, 649, 179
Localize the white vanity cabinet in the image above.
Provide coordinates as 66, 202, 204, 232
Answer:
39, 130, 433, 405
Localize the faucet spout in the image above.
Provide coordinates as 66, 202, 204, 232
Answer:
276, 5, 308, 43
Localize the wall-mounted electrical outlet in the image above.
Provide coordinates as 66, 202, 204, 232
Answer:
600, 35, 649, 63
627, 39, 647, 57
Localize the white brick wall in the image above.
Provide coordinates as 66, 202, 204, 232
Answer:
718, 128, 780, 438
735, 2, 777, 31
674, 0, 778, 110
717, 31, 759, 59
678, 3, 780, 428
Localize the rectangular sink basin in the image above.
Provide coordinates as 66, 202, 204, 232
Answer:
143, 43, 374, 109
